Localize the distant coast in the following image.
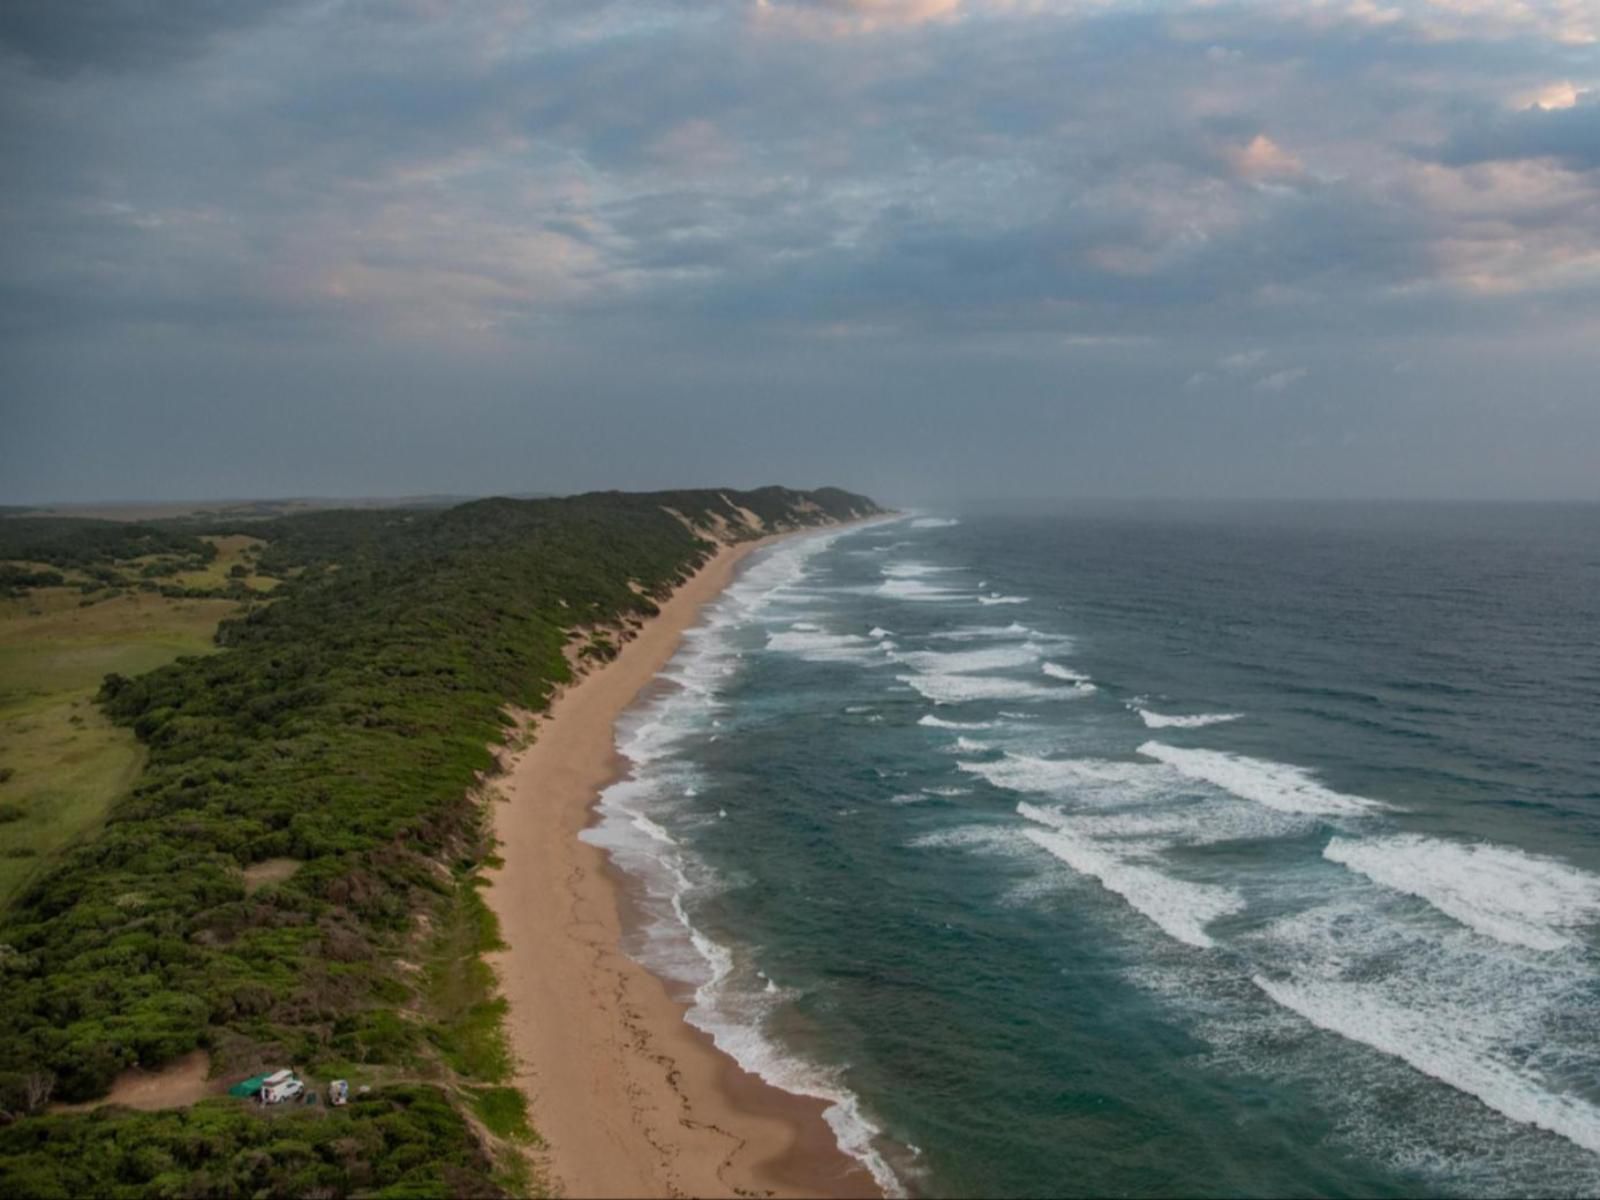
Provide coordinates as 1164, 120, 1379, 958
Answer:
485, 525, 883, 1199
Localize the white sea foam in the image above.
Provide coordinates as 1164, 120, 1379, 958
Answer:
960, 754, 1172, 805
1127, 908, 1600, 1195
910, 516, 960, 528
844, 705, 877, 714
1137, 742, 1379, 816
876, 578, 966, 603
880, 561, 958, 578
899, 643, 1044, 675
680, 922, 905, 1195
1325, 835, 1600, 952
1136, 709, 1243, 729
929, 622, 1065, 643
951, 736, 993, 753
1017, 804, 1244, 948
923, 786, 973, 797
1066, 803, 1309, 847
910, 824, 1030, 855
585, 523, 905, 1195
766, 628, 877, 662
1255, 972, 1600, 1157
978, 594, 1029, 605
868, 626, 894, 639
1040, 661, 1089, 682
917, 714, 995, 730
625, 706, 713, 765
899, 673, 1072, 705
1040, 662, 1096, 695
1235, 892, 1600, 1170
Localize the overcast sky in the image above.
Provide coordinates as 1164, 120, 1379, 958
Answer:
2, 0, 1598, 505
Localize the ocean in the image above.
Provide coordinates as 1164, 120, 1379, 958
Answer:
583, 502, 1600, 1198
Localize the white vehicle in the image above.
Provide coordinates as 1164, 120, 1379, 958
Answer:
259, 1069, 304, 1105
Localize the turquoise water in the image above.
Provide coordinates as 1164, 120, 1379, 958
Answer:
584, 504, 1600, 1198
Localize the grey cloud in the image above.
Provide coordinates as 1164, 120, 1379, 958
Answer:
1219, 351, 1267, 371
1255, 367, 1309, 392
0, 0, 305, 75
1439, 94, 1600, 170
3, 0, 1599, 503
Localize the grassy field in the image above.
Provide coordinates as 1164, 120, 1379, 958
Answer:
173, 534, 275, 592
0, 587, 240, 908
114, 533, 277, 593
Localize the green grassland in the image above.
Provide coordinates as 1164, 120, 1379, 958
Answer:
166, 534, 276, 593
0, 530, 279, 912
0, 589, 243, 909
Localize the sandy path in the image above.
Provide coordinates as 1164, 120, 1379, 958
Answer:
50, 1050, 217, 1113
485, 534, 880, 1200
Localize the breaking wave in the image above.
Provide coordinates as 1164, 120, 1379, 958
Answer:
1135, 709, 1243, 729
877, 577, 966, 603
918, 714, 996, 730
1137, 741, 1380, 816
1325, 834, 1600, 952
899, 673, 1088, 705
1018, 803, 1244, 948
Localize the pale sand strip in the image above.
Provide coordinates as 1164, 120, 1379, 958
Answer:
486, 533, 880, 1199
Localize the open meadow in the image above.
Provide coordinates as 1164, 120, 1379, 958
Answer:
0, 586, 242, 908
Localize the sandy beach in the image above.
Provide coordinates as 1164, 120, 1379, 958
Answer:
485, 531, 881, 1199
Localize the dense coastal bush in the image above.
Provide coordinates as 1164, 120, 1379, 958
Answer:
0, 566, 65, 592
0, 520, 216, 573
0, 487, 879, 1196
0, 1087, 494, 1198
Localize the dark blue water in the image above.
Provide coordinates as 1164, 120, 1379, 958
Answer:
587, 503, 1600, 1198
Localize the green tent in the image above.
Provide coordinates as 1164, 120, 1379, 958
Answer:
227, 1074, 270, 1099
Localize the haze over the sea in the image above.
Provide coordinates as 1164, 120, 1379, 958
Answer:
3, 0, 1599, 505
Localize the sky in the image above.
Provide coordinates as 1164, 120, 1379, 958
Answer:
2, 0, 1598, 505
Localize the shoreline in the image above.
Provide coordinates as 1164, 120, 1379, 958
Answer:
485, 526, 884, 1199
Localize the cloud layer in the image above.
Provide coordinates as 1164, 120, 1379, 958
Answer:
2, 0, 1598, 501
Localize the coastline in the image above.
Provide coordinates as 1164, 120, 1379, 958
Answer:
484, 527, 883, 1199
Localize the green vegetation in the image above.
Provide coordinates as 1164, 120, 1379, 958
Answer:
164, 536, 275, 594
0, 1087, 497, 1198
0, 700, 145, 908
0, 567, 65, 595
0, 588, 243, 909
0, 486, 880, 1197
0, 519, 215, 577
0, 519, 279, 605
427, 880, 512, 1084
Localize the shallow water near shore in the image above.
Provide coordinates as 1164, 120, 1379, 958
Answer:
585, 502, 1600, 1198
